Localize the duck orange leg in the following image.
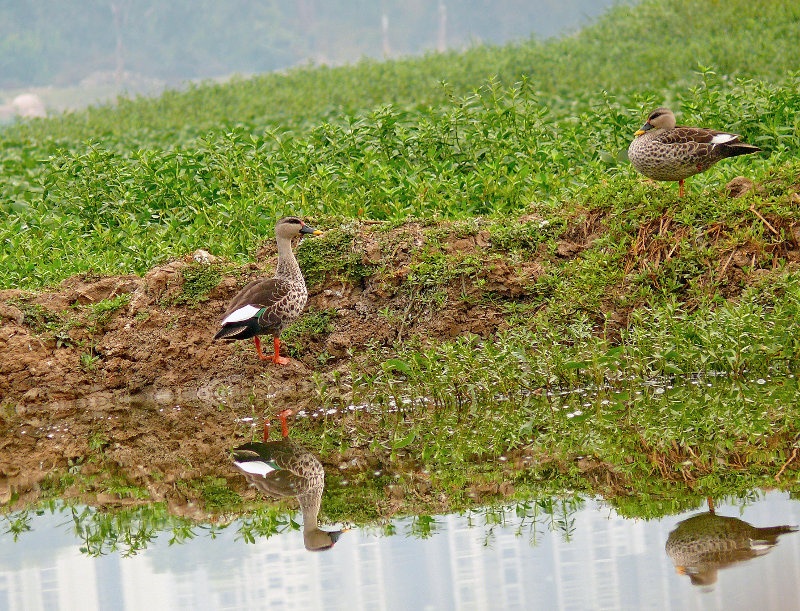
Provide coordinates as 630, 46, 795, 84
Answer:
278, 408, 293, 438
263, 420, 271, 442
678, 179, 685, 198
270, 337, 291, 365
253, 336, 269, 360
253, 336, 290, 364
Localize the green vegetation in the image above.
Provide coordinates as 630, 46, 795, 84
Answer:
86, 293, 131, 331
79, 351, 100, 371
295, 226, 374, 284
1, 0, 798, 289
169, 262, 225, 306
8, 292, 132, 349
7, 298, 66, 334
282, 308, 336, 359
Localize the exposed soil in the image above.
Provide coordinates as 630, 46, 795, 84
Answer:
1, 210, 799, 519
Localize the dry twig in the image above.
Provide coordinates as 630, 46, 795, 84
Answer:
775, 447, 798, 482
717, 249, 737, 282
749, 204, 779, 236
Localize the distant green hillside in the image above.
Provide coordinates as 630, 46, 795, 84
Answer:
1, 0, 799, 289
1, 0, 611, 90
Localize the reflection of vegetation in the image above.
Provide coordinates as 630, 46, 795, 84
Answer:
474, 497, 583, 547
61, 503, 214, 557
1, 489, 793, 562
2, 511, 33, 541
408, 515, 437, 539
303, 375, 800, 510
1, 500, 311, 557
236, 505, 300, 545
7, 378, 798, 530
72, 505, 161, 557
1, 495, 587, 557
196, 477, 243, 510
4, 501, 218, 558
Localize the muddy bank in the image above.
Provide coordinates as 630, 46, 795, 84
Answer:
1, 212, 799, 518
0, 220, 553, 517
0, 223, 541, 406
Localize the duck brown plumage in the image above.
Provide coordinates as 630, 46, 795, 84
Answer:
628, 107, 761, 196
231, 409, 346, 551
665, 511, 796, 586
214, 216, 321, 364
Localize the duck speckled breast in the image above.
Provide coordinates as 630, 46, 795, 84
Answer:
259, 278, 308, 333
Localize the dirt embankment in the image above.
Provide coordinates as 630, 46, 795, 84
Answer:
0, 222, 548, 407
1, 209, 798, 516
0, 221, 555, 514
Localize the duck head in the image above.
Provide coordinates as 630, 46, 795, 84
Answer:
275, 216, 323, 239
634, 107, 676, 135
304, 528, 349, 552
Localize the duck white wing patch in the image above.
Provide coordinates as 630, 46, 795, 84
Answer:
711, 133, 737, 144
234, 460, 275, 477
222, 304, 262, 325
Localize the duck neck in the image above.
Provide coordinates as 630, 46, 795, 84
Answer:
275, 236, 304, 284
299, 487, 322, 533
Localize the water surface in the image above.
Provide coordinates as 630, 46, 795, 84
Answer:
2, 491, 798, 610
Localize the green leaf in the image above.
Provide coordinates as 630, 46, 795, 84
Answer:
385, 358, 413, 376
392, 430, 417, 449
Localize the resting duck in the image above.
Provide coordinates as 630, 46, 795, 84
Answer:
628, 107, 761, 196
214, 216, 321, 364
232, 409, 346, 551
665, 510, 796, 586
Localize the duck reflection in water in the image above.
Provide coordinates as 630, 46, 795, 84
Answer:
232, 408, 347, 551
666, 497, 797, 587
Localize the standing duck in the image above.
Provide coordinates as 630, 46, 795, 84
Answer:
232, 409, 346, 551
214, 216, 321, 364
665, 511, 796, 586
628, 107, 761, 197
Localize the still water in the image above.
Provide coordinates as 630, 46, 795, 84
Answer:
1, 491, 798, 610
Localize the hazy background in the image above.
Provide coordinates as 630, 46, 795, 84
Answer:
0, 0, 623, 111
